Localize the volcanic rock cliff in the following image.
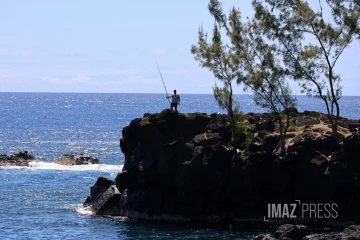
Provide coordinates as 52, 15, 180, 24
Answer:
84, 109, 360, 225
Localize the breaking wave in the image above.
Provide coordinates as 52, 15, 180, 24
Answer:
63, 204, 94, 216
0, 161, 123, 172
75, 205, 94, 216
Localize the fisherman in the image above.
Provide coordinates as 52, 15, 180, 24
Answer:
166, 90, 181, 112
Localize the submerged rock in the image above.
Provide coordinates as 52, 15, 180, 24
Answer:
0, 151, 35, 166
54, 154, 99, 165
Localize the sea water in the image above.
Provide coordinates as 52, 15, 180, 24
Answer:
0, 93, 359, 240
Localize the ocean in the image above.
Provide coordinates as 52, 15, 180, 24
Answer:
0, 92, 359, 240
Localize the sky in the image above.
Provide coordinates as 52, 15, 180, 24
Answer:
0, 1, 359, 95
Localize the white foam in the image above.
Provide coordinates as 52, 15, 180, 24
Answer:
76, 205, 94, 216
112, 216, 128, 221
0, 161, 123, 172
63, 204, 94, 216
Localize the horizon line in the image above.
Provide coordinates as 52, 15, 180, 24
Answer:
1, 91, 360, 97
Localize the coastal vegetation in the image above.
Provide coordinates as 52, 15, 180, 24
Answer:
190, 23, 241, 144
192, 0, 360, 148
252, 0, 359, 137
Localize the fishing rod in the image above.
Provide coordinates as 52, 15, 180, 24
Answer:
153, 54, 171, 104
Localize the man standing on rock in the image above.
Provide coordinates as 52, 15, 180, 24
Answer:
166, 89, 180, 112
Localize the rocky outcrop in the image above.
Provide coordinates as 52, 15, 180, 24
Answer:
84, 109, 360, 226
83, 177, 121, 216
343, 225, 360, 239
254, 224, 360, 240
273, 224, 311, 240
254, 234, 277, 240
54, 154, 99, 165
0, 151, 35, 166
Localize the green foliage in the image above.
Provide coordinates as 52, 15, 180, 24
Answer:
191, 24, 239, 84
252, 0, 360, 135
326, 0, 360, 39
233, 118, 254, 148
206, 0, 297, 155
191, 19, 241, 142
213, 83, 232, 114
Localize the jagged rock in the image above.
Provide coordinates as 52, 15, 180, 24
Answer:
206, 114, 231, 140
287, 139, 336, 202
54, 153, 99, 165
296, 111, 322, 126
83, 177, 121, 216
123, 143, 154, 171
84, 177, 115, 207
253, 234, 277, 240
92, 185, 121, 215
182, 146, 204, 169
348, 123, 360, 133
248, 142, 268, 153
184, 113, 212, 136
260, 135, 280, 153
193, 132, 221, 146
283, 107, 299, 116
303, 233, 341, 240
258, 130, 270, 137
0, 151, 35, 166
288, 131, 322, 147
255, 117, 275, 132
300, 225, 360, 240
9, 151, 34, 160
343, 225, 360, 240
274, 224, 311, 240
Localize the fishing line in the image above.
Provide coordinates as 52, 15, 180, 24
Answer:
153, 53, 171, 104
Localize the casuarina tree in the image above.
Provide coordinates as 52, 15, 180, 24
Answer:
191, 23, 241, 142
326, 0, 360, 39
252, 0, 360, 136
205, 0, 297, 156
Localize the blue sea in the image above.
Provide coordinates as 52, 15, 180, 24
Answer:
0, 92, 359, 240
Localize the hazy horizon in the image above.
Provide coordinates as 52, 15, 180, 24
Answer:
2, 91, 360, 97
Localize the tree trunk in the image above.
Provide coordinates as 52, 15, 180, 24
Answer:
229, 82, 236, 142
328, 68, 340, 137
333, 99, 340, 137
278, 116, 286, 157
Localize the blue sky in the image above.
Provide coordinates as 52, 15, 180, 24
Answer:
0, 1, 359, 95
